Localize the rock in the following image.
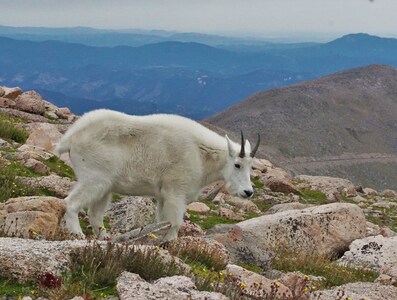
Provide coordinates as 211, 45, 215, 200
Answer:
0, 138, 11, 148
218, 207, 244, 221
224, 196, 261, 214
381, 189, 397, 198
266, 202, 309, 214
200, 181, 224, 201
0, 97, 16, 108
279, 271, 324, 300
310, 282, 397, 300
187, 202, 211, 214
295, 175, 355, 201
363, 187, 378, 196
252, 158, 272, 173
338, 235, 397, 277
106, 196, 156, 234
178, 220, 204, 237
17, 175, 74, 198
0, 196, 66, 239
24, 122, 63, 152
18, 144, 54, 160
225, 264, 292, 299
117, 272, 228, 300
14, 91, 46, 115
376, 274, 396, 285
22, 158, 50, 174
0, 107, 49, 123
215, 203, 367, 265
0, 238, 90, 282
0, 86, 4, 97
1, 86, 22, 100
262, 166, 297, 193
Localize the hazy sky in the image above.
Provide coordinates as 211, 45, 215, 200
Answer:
1, 0, 396, 41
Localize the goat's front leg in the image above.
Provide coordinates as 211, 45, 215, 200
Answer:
161, 195, 186, 241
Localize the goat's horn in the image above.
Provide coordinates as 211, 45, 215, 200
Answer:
250, 133, 260, 157
239, 130, 245, 158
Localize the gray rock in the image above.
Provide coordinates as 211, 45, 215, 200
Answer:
116, 272, 228, 300
338, 235, 397, 276
265, 202, 309, 214
107, 196, 156, 234
310, 282, 397, 300
17, 175, 74, 198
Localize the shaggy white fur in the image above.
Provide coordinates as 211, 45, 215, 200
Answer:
56, 109, 258, 240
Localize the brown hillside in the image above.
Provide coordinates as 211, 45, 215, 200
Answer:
207, 64, 397, 190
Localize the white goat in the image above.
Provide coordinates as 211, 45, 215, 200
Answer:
56, 109, 260, 240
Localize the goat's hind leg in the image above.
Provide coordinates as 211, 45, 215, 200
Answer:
87, 192, 112, 239
63, 181, 109, 239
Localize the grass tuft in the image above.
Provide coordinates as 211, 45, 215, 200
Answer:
0, 113, 29, 143
271, 245, 378, 288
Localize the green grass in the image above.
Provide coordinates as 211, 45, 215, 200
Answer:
236, 261, 264, 274
0, 161, 52, 202
42, 241, 185, 299
271, 246, 379, 289
252, 176, 264, 189
0, 113, 29, 143
298, 188, 328, 205
188, 210, 239, 230
0, 277, 37, 297
43, 156, 75, 179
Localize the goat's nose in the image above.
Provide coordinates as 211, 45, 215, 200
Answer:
244, 190, 253, 197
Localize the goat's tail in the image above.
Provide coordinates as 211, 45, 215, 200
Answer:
54, 137, 71, 157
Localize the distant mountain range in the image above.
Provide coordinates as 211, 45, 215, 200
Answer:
0, 29, 397, 119
207, 64, 397, 191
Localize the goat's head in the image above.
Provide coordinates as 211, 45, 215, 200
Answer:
223, 131, 260, 199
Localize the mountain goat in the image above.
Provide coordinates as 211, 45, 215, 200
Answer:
56, 109, 260, 241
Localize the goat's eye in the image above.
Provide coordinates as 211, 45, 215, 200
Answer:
234, 163, 241, 169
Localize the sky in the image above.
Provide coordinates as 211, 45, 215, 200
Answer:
0, 0, 396, 41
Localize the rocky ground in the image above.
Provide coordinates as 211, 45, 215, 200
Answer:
1, 86, 397, 300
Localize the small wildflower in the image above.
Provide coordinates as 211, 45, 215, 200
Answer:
347, 297, 352, 300
99, 226, 106, 231
274, 281, 281, 287
303, 286, 309, 292
156, 246, 161, 252
311, 285, 317, 290
240, 282, 247, 289
31, 290, 36, 295
304, 275, 310, 281
148, 233, 158, 239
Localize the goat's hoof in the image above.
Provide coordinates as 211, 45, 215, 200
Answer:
159, 241, 171, 249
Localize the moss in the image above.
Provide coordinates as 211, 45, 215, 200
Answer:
188, 210, 239, 230
252, 176, 264, 189
236, 261, 264, 274
251, 199, 273, 213
44, 156, 75, 179
298, 188, 327, 205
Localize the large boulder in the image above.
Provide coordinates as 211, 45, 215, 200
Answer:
116, 272, 228, 300
215, 203, 367, 265
14, 90, 46, 115
0, 196, 66, 239
338, 235, 397, 277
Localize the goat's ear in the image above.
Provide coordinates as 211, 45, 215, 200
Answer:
225, 135, 237, 157
245, 140, 252, 156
